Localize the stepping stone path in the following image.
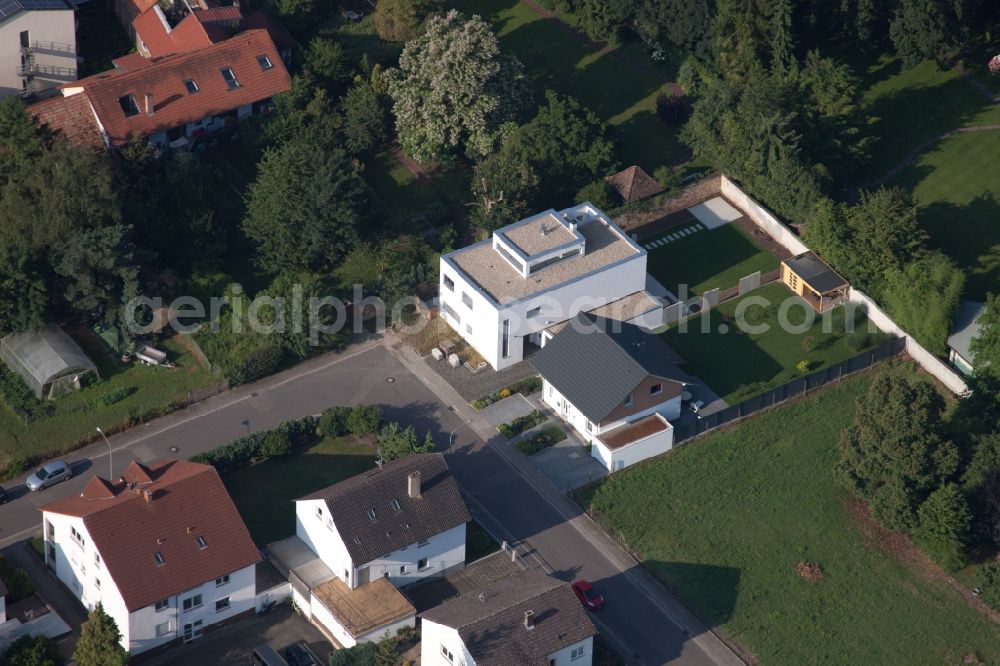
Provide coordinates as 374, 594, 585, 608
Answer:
643, 223, 706, 250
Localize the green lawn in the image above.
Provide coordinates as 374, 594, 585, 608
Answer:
663, 283, 886, 403
890, 130, 1000, 301
448, 0, 685, 174
848, 54, 1000, 184
224, 435, 379, 546
363, 151, 469, 231
0, 333, 214, 472
576, 371, 1000, 665
645, 223, 779, 297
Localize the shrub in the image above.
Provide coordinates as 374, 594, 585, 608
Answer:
2, 566, 35, 603
0, 364, 42, 416
190, 417, 316, 471
2, 634, 62, 666
498, 410, 547, 439
329, 641, 376, 666
471, 376, 543, 409
796, 359, 812, 373
974, 562, 1000, 611
655, 91, 688, 125
258, 430, 292, 458
498, 388, 511, 399
318, 405, 352, 437
801, 336, 816, 353
100, 387, 133, 406
515, 426, 566, 456
348, 404, 383, 436
914, 483, 971, 571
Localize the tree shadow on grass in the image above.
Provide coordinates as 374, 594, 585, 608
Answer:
917, 193, 1000, 301
641, 561, 742, 627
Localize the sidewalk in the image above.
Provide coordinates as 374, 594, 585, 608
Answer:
387, 335, 746, 666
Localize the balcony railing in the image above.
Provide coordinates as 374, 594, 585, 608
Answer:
29, 40, 76, 54
16, 63, 77, 77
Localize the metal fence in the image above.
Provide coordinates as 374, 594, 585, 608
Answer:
186, 381, 229, 406
674, 336, 906, 443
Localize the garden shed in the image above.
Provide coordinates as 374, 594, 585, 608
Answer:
0, 325, 98, 399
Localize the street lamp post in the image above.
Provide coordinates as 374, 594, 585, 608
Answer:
449, 423, 467, 449
96, 427, 112, 480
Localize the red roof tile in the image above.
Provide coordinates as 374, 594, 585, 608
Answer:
40, 459, 261, 612
28, 93, 105, 151
112, 52, 155, 72
72, 29, 290, 147
606, 165, 664, 203
134, 6, 222, 57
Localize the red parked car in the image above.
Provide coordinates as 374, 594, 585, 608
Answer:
572, 580, 605, 610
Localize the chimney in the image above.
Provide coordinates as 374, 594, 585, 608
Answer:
524, 610, 535, 630
145, 92, 154, 117
407, 471, 422, 499
144, 489, 153, 504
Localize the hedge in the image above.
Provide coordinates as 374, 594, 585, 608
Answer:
190, 416, 316, 471
471, 376, 543, 410
497, 409, 547, 439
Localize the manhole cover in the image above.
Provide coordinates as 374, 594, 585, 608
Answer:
169, 446, 179, 453
386, 377, 396, 383
569, 452, 580, 459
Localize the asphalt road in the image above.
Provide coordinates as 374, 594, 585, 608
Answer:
0, 338, 736, 666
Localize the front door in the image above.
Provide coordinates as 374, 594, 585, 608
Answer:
183, 620, 203, 642
357, 566, 370, 586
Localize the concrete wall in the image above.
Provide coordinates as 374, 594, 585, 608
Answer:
310, 592, 356, 647
0, 10, 77, 100
592, 421, 675, 473
358, 523, 465, 588
421, 619, 477, 666
719, 176, 809, 255
548, 636, 594, 666
616, 174, 723, 235
255, 582, 291, 612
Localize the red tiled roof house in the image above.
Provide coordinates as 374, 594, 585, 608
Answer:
39, 459, 261, 654
30, 29, 290, 151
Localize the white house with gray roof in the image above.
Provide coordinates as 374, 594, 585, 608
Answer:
439, 203, 655, 370
948, 300, 985, 376
420, 570, 597, 666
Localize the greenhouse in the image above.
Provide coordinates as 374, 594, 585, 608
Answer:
0, 325, 98, 399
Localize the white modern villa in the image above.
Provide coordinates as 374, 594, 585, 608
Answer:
439, 203, 656, 370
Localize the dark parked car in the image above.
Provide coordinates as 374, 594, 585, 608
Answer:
26, 461, 72, 492
283, 642, 320, 666
572, 580, 605, 611
0, 485, 8, 504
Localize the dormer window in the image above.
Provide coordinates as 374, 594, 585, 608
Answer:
391, 499, 401, 512
221, 67, 239, 90
183, 79, 199, 94
153, 551, 165, 566
256, 55, 273, 71
196, 536, 207, 549
368, 508, 377, 522
118, 94, 139, 117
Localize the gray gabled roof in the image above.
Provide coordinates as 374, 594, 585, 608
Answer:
296, 453, 471, 567
948, 300, 985, 365
530, 313, 691, 423
420, 571, 597, 666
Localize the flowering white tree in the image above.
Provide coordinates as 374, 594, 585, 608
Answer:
385, 10, 530, 162
990, 54, 1000, 75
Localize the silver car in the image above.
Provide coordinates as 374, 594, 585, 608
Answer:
26, 461, 72, 491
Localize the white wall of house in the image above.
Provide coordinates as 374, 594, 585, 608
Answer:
127, 564, 255, 654
1, 592, 7, 624
439, 221, 648, 371
592, 422, 675, 473
296, 499, 355, 586
0, 10, 77, 100
297, 499, 466, 589
356, 523, 465, 587
420, 619, 477, 666
548, 636, 594, 666
541, 379, 681, 441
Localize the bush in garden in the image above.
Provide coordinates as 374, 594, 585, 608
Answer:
258, 431, 292, 458
348, 404, 383, 436
655, 91, 688, 125
319, 405, 353, 437
974, 561, 1000, 610
914, 483, 971, 571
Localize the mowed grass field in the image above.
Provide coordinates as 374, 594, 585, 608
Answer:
448, 0, 685, 175
645, 223, 779, 297
891, 129, 1000, 301
0, 333, 214, 472
849, 54, 1000, 184
576, 371, 1000, 665
662, 283, 886, 403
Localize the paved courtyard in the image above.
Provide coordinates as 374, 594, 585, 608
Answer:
423, 353, 537, 401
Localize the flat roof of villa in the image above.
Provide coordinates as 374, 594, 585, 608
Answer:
499, 212, 578, 256
312, 576, 415, 637
447, 218, 641, 305
598, 414, 670, 451
547, 291, 662, 334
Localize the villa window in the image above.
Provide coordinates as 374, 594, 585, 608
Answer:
182, 594, 202, 612
441, 645, 454, 663
256, 55, 273, 71
501, 319, 510, 358
624, 393, 633, 407
443, 275, 455, 292
527, 306, 541, 318
215, 597, 230, 613
650, 383, 663, 396
418, 558, 429, 570
220, 67, 239, 90
571, 646, 586, 661
183, 79, 198, 94
216, 575, 229, 587
441, 301, 460, 324
155, 598, 169, 612
156, 621, 170, 637
461, 292, 473, 309
118, 94, 139, 117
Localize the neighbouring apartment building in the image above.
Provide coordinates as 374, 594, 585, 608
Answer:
39, 459, 261, 654
439, 204, 653, 370
0, 0, 77, 100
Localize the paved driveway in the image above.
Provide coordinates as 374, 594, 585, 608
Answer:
143, 605, 331, 666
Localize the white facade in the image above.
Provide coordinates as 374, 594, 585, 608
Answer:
420, 618, 593, 666
440, 204, 648, 370
42, 511, 255, 654
0, 8, 77, 100
295, 499, 466, 589
541, 378, 682, 440
591, 417, 675, 473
